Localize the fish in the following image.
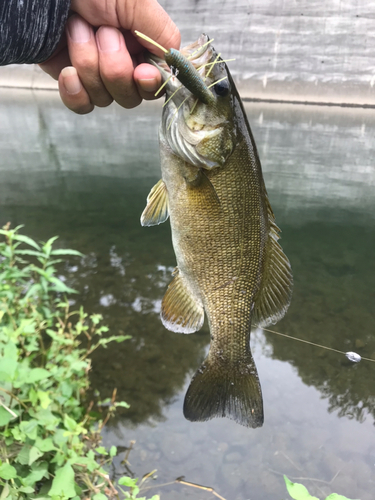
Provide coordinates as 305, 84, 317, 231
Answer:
140, 35, 293, 428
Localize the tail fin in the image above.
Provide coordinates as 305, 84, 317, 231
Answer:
183, 353, 263, 428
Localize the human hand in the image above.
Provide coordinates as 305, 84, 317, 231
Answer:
39, 0, 180, 114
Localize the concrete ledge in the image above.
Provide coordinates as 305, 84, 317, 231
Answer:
0, 65, 58, 91
1, 64, 374, 108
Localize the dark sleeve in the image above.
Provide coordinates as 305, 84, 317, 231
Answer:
0, 0, 71, 65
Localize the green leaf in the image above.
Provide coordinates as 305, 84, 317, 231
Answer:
11, 426, 24, 441
28, 368, 51, 383
0, 358, 17, 381
114, 335, 131, 342
14, 249, 45, 258
0, 406, 14, 426
109, 446, 117, 457
25, 283, 42, 299
35, 437, 56, 452
48, 463, 76, 498
19, 419, 39, 440
13, 234, 41, 250
284, 476, 320, 500
118, 476, 138, 487
37, 391, 52, 409
21, 462, 49, 487
43, 236, 60, 248
70, 455, 99, 473
0, 462, 17, 480
19, 486, 35, 493
28, 446, 44, 465
17, 445, 31, 465
33, 408, 59, 428
64, 414, 78, 432
95, 446, 108, 455
325, 494, 358, 500
98, 335, 130, 347
48, 277, 78, 294
93, 494, 108, 500
50, 249, 84, 257
115, 401, 130, 408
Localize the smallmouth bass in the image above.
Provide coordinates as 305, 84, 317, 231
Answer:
141, 35, 293, 428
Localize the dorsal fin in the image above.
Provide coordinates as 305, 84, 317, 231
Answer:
140, 179, 169, 227
161, 268, 204, 334
253, 196, 293, 327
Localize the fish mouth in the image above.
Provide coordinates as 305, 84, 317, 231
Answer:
147, 35, 227, 170
146, 34, 214, 102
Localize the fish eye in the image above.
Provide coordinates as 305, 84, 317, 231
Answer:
213, 79, 229, 97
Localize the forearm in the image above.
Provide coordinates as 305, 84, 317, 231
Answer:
0, 0, 71, 65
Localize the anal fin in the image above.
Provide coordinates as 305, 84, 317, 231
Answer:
141, 179, 169, 227
161, 268, 204, 334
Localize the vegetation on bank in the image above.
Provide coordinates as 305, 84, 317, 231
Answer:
0, 224, 158, 499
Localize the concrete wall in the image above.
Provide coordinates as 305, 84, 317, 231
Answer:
0, 1, 374, 104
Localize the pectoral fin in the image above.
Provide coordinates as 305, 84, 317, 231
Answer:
140, 179, 169, 227
161, 268, 204, 334
186, 169, 222, 212
253, 198, 293, 327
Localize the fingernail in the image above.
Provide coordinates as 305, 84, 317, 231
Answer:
61, 67, 82, 95
138, 78, 159, 92
97, 27, 121, 52
67, 15, 91, 43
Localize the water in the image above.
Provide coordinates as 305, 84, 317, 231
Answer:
1, 88, 374, 499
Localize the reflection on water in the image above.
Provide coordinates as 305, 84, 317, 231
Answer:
1, 89, 375, 499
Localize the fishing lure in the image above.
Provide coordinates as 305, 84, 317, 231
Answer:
164, 48, 216, 105
135, 30, 225, 105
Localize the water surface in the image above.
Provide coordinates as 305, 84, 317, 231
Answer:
1, 89, 374, 499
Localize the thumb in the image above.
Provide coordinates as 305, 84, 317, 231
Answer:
119, 0, 180, 55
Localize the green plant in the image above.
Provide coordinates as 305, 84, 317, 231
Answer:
0, 224, 158, 499
284, 475, 359, 500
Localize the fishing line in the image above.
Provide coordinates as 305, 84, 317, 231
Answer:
260, 327, 375, 364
